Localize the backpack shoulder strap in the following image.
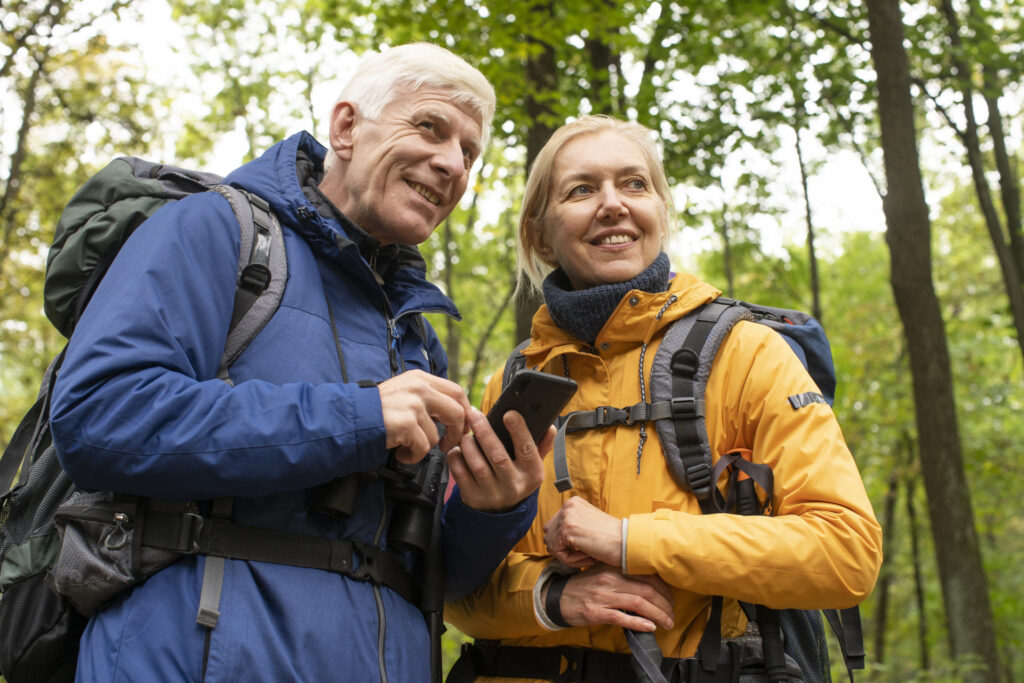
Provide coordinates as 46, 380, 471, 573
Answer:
208, 185, 287, 383
501, 339, 532, 390
0, 351, 64, 496
649, 297, 753, 513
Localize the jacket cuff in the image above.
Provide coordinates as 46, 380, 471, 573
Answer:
441, 487, 539, 601
533, 562, 575, 631
625, 511, 665, 575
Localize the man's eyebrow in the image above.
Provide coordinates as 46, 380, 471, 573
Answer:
417, 108, 451, 125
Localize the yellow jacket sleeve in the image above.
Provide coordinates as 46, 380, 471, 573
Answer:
626, 322, 882, 610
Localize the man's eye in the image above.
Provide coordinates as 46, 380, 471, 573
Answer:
419, 121, 436, 132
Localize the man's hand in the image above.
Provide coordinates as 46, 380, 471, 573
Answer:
543, 496, 622, 568
550, 565, 675, 632
377, 370, 472, 463
446, 408, 548, 512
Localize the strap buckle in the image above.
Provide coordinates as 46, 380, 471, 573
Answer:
669, 397, 701, 419
554, 647, 584, 682
238, 263, 271, 292
351, 541, 380, 583
179, 512, 204, 554
594, 406, 629, 427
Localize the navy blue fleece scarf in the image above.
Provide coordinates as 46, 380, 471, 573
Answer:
542, 252, 671, 343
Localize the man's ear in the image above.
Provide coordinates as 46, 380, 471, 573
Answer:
328, 101, 358, 162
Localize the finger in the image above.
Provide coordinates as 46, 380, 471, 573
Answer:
503, 411, 542, 465
446, 447, 473, 486
467, 407, 510, 461
459, 419, 499, 482
557, 550, 596, 568
535, 425, 556, 456
632, 574, 676, 607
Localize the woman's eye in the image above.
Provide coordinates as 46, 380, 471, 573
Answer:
419, 121, 436, 132
568, 185, 592, 197
626, 178, 647, 190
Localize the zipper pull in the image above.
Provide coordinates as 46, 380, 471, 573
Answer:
104, 512, 130, 550
387, 318, 401, 372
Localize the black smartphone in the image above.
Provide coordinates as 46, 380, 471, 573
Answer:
485, 370, 578, 458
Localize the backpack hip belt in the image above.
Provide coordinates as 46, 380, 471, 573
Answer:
140, 505, 419, 605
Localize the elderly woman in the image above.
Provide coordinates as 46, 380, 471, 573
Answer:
445, 115, 881, 683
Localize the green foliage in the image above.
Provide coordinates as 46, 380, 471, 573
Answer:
1, 0, 165, 451
3, 1, 1024, 679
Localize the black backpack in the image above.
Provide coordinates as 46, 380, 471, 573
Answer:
504, 298, 864, 683
0, 157, 287, 683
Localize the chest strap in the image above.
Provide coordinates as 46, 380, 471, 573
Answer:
140, 508, 419, 607
552, 398, 702, 492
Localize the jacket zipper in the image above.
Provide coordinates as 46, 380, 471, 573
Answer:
373, 473, 390, 683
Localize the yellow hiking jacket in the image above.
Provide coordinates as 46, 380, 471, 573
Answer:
446, 273, 881, 674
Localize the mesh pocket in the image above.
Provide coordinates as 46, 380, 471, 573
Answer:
48, 491, 179, 614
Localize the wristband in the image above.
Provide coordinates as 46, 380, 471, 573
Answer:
544, 573, 572, 628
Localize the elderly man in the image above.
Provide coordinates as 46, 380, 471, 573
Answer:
50, 43, 544, 682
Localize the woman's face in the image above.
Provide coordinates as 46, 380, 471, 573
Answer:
536, 131, 666, 290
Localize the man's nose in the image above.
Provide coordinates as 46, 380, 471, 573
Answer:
431, 139, 467, 180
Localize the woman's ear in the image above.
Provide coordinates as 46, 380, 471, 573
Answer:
530, 219, 555, 262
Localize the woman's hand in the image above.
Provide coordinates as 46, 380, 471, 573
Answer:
551, 565, 675, 632
543, 495, 622, 568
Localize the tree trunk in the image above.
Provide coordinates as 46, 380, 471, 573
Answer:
864, 0, 1000, 680
516, 30, 558, 343
872, 471, 899, 664
794, 121, 822, 322
906, 472, 930, 672
0, 55, 45, 285
938, 0, 1024, 364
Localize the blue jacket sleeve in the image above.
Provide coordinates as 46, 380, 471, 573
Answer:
441, 486, 538, 601
50, 193, 388, 500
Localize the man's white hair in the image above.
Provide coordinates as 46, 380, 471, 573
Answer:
324, 43, 495, 170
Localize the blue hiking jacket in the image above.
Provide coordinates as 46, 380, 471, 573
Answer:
50, 131, 536, 682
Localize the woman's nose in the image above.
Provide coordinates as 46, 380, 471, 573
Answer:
597, 186, 627, 219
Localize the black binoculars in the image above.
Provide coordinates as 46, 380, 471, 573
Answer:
308, 446, 447, 553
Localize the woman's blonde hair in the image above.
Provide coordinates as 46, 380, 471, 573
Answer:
516, 115, 674, 295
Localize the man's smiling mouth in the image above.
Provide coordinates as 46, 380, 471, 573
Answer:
408, 181, 441, 206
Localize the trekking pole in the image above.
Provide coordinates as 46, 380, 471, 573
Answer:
733, 455, 789, 683
422, 457, 448, 683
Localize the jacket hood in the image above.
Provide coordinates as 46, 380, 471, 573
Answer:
523, 272, 721, 365
223, 131, 459, 320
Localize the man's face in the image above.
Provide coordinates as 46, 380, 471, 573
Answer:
326, 89, 484, 246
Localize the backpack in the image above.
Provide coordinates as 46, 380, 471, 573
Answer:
0, 157, 288, 683
503, 297, 864, 683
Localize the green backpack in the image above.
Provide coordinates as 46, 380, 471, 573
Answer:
0, 157, 286, 683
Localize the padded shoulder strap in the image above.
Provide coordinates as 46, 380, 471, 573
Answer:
649, 298, 753, 511
0, 351, 64, 496
208, 185, 288, 383
501, 339, 532, 390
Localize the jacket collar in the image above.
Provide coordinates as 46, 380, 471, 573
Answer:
521, 272, 721, 366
